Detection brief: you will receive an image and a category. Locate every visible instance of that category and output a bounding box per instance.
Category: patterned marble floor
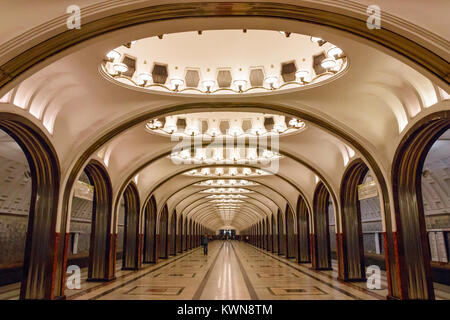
[243,244,450,300]
[1,241,449,300]
[67,241,383,300]
[233,242,378,300]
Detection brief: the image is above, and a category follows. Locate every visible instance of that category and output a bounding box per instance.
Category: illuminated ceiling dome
[193,179,258,187]
[101,30,347,96]
[146,112,306,138]
[184,167,272,178]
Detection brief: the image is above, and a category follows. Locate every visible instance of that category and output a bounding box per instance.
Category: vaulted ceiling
[0,0,448,232]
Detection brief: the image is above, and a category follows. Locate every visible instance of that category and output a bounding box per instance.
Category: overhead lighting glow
[206,194,248,199]
[183,167,272,178]
[321,58,337,70]
[327,47,343,58]
[102,31,346,95]
[210,199,244,203]
[146,112,306,138]
[264,75,278,88]
[113,62,128,73]
[194,179,258,187]
[295,70,309,82]
[310,36,326,46]
[200,188,253,194]
[202,80,216,92]
[106,50,120,61]
[169,147,282,164]
[138,72,152,86]
[171,78,184,90]
[233,79,247,92]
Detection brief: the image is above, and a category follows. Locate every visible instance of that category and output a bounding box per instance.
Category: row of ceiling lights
[210,199,244,203]
[206,194,248,199]
[194,179,257,187]
[103,36,345,94]
[170,147,282,164]
[200,188,253,193]
[184,167,271,177]
[146,116,305,137]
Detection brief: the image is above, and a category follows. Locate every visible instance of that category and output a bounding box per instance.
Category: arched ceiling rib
[138,161,316,212]
[188,206,269,231]
[184,198,271,222]
[157,176,293,216]
[104,115,351,193]
[155,175,284,230]
[160,181,284,228]
[163,179,286,227]
[6,17,438,190]
[177,193,276,218]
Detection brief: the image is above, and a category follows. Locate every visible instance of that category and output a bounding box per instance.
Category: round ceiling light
[101,30,347,96]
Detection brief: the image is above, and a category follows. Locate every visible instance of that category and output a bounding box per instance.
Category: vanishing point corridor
[57,242,450,300]
[2,240,434,301]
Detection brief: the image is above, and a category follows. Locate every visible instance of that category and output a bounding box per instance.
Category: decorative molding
[391,110,450,299]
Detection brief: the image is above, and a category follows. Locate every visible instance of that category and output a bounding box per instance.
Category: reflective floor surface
[1,241,449,300]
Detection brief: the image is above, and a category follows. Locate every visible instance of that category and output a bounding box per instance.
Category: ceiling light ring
[104,69,347,94]
[120,69,346,92]
[101,52,348,95]
[146,113,307,138]
[169,149,282,164]
[184,166,273,178]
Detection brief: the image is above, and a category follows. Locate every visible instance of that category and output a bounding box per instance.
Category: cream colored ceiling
[0,0,448,233]
[103,29,346,95]
[0,1,448,57]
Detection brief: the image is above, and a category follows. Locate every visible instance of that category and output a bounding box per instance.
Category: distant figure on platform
[201,233,209,255]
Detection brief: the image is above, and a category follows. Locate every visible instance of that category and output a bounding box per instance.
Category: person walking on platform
[201,233,209,255]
